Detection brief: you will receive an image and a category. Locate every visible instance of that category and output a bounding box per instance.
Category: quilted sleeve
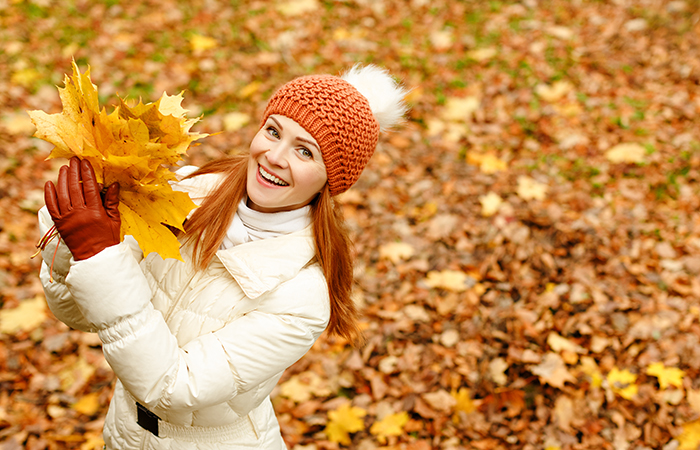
[66,246,329,416]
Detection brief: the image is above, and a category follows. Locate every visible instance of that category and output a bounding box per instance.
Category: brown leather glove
[44,157,121,261]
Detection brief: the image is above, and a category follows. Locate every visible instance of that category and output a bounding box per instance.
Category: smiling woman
[246,114,328,213]
[38,64,408,449]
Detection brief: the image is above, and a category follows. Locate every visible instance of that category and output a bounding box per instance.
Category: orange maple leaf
[27,61,206,260]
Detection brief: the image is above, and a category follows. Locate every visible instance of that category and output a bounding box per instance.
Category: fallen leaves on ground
[2,0,700,448]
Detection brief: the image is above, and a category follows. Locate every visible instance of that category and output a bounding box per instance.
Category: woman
[38,65,407,449]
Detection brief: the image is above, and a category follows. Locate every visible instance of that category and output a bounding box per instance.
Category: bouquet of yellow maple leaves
[29,61,206,261]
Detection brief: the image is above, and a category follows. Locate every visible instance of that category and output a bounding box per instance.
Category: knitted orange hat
[262,74,380,196]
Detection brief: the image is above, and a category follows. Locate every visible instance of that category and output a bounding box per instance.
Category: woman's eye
[267,127,279,138]
[299,148,312,158]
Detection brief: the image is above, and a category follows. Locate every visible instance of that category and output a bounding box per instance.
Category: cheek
[249,132,266,156]
[305,168,327,194]
[246,156,258,183]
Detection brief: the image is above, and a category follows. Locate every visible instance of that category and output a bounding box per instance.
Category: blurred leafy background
[2,0,700,449]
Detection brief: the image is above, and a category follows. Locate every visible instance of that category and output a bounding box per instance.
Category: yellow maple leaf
[239,81,262,99]
[579,356,603,389]
[441,96,479,122]
[451,388,476,421]
[0,296,47,334]
[379,242,415,264]
[72,392,101,416]
[59,355,96,391]
[325,403,367,445]
[370,411,409,444]
[223,112,251,132]
[11,67,41,88]
[279,371,331,403]
[466,152,507,174]
[607,367,638,400]
[678,420,700,450]
[79,432,105,450]
[646,362,685,390]
[27,61,205,261]
[189,34,217,52]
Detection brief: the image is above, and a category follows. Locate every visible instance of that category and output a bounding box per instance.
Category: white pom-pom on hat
[340,64,409,132]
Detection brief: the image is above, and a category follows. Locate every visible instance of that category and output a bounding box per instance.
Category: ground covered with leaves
[2,0,700,449]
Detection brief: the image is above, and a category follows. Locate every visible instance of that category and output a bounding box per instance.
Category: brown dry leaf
[553,395,574,432]
[276,0,319,16]
[479,192,503,217]
[529,353,575,389]
[535,81,573,102]
[466,48,498,61]
[687,389,700,413]
[430,29,454,51]
[441,96,479,122]
[488,357,509,386]
[421,390,457,412]
[424,270,469,292]
[516,176,548,201]
[547,332,586,354]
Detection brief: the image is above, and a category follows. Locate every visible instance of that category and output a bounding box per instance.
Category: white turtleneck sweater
[219,199,312,249]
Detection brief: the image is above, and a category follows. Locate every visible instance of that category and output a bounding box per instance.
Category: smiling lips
[259,165,289,187]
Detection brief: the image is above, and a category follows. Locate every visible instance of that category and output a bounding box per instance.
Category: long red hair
[182,154,362,345]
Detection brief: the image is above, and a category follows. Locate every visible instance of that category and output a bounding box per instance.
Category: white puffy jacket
[38,172,330,449]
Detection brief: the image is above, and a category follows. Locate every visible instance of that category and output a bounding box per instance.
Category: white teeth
[259,166,288,186]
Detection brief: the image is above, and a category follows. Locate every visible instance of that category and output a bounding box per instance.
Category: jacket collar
[214,226,317,299]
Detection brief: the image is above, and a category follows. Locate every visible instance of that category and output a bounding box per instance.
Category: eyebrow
[270,116,283,130]
[298,137,320,151]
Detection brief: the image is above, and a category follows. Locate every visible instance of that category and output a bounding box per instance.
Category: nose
[265,143,289,168]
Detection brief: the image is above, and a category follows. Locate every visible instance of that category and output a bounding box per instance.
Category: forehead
[268,115,318,143]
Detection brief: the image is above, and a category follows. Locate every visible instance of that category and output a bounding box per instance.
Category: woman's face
[246,115,327,213]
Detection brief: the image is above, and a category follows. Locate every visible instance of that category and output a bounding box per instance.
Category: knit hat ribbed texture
[262,74,379,196]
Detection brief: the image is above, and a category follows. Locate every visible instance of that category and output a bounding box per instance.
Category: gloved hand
[44,156,121,261]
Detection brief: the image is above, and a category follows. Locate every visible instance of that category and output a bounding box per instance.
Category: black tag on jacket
[136,402,160,437]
